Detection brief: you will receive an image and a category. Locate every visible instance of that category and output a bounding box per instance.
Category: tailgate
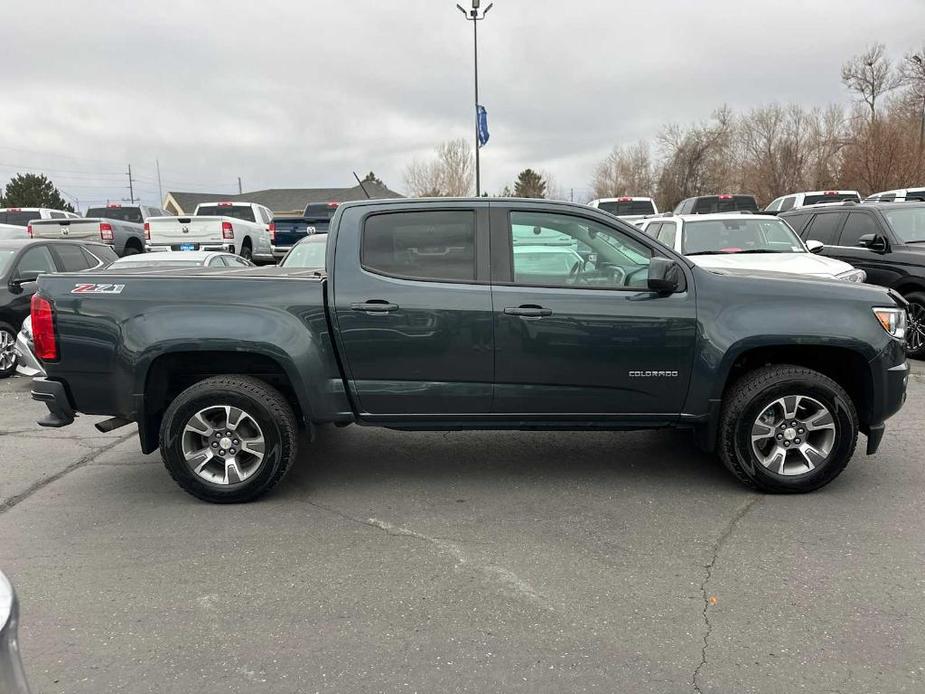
[274,220,312,247]
[30,219,102,240]
[148,216,224,245]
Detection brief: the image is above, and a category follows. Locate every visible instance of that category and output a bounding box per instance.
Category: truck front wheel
[718,365,858,493]
[159,376,298,503]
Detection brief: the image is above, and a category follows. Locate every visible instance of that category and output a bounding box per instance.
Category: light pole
[457,0,493,196]
[913,55,925,155]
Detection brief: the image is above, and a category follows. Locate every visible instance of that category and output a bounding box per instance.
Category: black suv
[672,194,759,215]
[780,202,925,357]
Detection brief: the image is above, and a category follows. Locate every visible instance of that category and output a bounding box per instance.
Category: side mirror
[805,240,824,254]
[647,257,683,294]
[857,234,888,253]
[8,271,41,293]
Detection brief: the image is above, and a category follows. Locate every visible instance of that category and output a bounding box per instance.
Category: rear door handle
[504,305,552,317]
[351,300,399,313]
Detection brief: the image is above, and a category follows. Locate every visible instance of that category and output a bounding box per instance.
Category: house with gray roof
[163,182,403,215]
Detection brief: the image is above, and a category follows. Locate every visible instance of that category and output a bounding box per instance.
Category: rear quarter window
[781,212,811,235]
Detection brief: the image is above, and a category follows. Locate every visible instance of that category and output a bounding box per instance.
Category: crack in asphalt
[0,430,136,514]
[303,500,548,608]
[692,494,762,693]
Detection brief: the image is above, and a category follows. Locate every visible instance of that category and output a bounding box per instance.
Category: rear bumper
[146,243,235,253]
[864,339,908,454]
[31,377,76,427]
[271,245,292,258]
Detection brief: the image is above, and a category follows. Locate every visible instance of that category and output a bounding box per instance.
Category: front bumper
[13,331,44,378]
[31,377,75,427]
[864,339,908,454]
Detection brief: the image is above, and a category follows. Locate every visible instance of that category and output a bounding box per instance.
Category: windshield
[513,248,581,274]
[803,192,859,205]
[196,205,256,222]
[282,235,328,268]
[683,218,804,254]
[110,258,206,268]
[86,207,144,224]
[597,200,656,216]
[0,211,35,226]
[882,207,925,243]
[0,250,14,275]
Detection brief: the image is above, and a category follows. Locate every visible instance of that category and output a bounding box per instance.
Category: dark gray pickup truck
[29,198,908,502]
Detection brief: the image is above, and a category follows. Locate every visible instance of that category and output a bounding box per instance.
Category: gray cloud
[2,0,923,207]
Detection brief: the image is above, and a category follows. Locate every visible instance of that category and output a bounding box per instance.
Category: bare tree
[900,47,925,152]
[841,43,902,123]
[591,142,654,198]
[404,138,474,197]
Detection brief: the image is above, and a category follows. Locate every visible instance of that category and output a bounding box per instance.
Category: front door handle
[351,300,399,313]
[504,305,552,317]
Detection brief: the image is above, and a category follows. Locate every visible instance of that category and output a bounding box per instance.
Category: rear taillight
[99,222,113,242]
[718,194,733,200]
[222,221,234,239]
[143,222,150,240]
[31,295,58,361]
[27,223,33,238]
[268,221,276,241]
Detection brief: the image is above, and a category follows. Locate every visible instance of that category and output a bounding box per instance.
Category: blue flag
[477,105,489,147]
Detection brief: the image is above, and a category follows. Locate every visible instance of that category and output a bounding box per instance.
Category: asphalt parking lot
[1,366,924,694]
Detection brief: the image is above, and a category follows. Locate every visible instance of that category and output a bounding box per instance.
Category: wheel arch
[138,349,311,454]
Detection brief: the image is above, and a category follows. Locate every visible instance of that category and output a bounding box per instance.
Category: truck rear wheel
[718,365,858,493]
[159,376,298,503]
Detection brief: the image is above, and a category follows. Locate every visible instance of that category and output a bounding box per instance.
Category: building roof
[164,183,403,215]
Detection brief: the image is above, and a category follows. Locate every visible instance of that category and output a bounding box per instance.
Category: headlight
[873,307,906,340]
[837,269,867,283]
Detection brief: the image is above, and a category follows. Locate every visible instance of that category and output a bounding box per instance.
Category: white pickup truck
[28,204,167,256]
[145,201,275,263]
[0,207,81,239]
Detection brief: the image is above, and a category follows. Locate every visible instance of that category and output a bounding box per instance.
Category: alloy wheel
[181,405,266,485]
[907,302,925,354]
[0,330,16,372]
[750,395,836,476]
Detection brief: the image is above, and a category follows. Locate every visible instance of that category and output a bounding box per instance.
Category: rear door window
[838,213,881,247]
[362,210,476,282]
[779,196,796,212]
[51,243,93,271]
[644,222,662,238]
[802,212,847,245]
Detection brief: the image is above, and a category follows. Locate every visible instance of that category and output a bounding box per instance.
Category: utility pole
[913,55,925,155]
[155,159,164,207]
[126,164,135,204]
[457,0,493,197]
[237,177,243,195]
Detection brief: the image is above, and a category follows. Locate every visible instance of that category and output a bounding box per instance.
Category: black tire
[718,364,858,493]
[240,241,253,261]
[0,322,17,379]
[159,375,298,503]
[122,244,141,257]
[903,291,925,359]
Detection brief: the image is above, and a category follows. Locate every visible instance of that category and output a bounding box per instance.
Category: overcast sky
[2,0,923,209]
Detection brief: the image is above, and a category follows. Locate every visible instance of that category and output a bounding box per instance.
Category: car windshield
[882,207,925,243]
[0,211,35,226]
[196,205,256,222]
[513,248,580,274]
[0,250,15,274]
[86,207,144,224]
[110,258,206,268]
[282,235,328,268]
[683,218,804,254]
[597,200,656,216]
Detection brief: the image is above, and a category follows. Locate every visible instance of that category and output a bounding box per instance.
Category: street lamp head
[472,0,480,8]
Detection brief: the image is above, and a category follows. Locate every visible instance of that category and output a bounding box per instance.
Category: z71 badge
[71,283,125,295]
